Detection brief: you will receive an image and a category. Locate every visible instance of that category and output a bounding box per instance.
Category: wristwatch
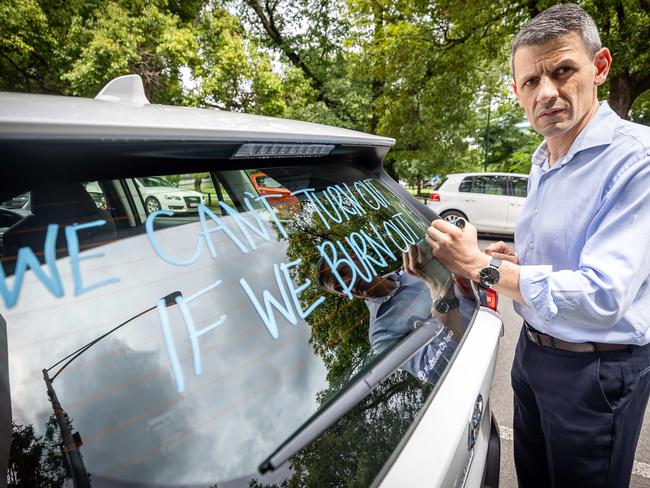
[479,256,502,289]
[434,296,460,313]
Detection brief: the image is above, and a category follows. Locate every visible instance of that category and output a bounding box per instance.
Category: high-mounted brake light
[232,143,335,159]
[485,288,499,311]
[430,192,441,201]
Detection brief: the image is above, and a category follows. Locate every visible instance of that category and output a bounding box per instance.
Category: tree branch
[359,378,411,413]
[244,0,323,93]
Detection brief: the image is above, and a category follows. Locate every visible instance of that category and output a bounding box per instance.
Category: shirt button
[534,208,538,215]
[529,242,534,249]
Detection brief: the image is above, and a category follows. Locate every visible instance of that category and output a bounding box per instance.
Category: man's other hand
[484,241,519,264]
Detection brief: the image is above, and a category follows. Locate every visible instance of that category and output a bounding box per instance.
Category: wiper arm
[258,318,443,473]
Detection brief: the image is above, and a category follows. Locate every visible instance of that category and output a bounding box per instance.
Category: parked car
[0,75,502,487]
[428,172,528,235]
[135,175,205,214]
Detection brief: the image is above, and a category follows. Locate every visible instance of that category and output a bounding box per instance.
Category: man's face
[512,32,609,139]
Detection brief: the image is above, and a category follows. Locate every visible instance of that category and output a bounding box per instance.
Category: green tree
[584,0,650,118]
[0,1,306,115]
[6,417,69,487]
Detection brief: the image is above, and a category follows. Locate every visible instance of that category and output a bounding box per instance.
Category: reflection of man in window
[316,245,468,384]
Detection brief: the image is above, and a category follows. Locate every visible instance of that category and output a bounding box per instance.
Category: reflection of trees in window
[247,372,430,488]
[283,200,402,385]
[288,373,428,486]
[282,182,424,385]
[255,179,438,486]
[7,417,70,487]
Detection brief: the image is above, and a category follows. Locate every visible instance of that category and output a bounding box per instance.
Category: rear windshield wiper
[258,318,444,473]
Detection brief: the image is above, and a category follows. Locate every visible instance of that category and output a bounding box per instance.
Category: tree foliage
[6,417,69,487]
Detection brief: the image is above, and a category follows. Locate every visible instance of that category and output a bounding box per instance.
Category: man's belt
[524,321,631,353]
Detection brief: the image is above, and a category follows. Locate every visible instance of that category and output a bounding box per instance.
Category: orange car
[249,171,299,207]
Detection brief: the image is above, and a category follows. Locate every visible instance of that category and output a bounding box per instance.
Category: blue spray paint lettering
[240,265,297,340]
[0,224,64,308]
[197,204,250,258]
[157,280,227,394]
[345,231,384,275]
[291,189,331,230]
[218,199,270,250]
[341,183,366,215]
[354,180,383,210]
[65,220,120,295]
[392,213,422,242]
[325,186,359,221]
[278,258,325,319]
[146,210,203,266]
[251,193,289,239]
[316,190,344,224]
[362,179,390,207]
[335,239,374,283]
[362,222,398,263]
[317,240,359,299]
[157,298,186,394]
[176,280,227,377]
[383,219,414,252]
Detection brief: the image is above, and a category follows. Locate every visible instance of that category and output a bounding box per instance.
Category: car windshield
[0,159,477,486]
[137,176,177,188]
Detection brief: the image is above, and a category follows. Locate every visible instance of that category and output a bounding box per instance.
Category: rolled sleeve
[518,265,557,321]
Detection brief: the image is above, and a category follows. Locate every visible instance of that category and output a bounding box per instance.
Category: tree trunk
[608,75,635,119]
[608,73,650,120]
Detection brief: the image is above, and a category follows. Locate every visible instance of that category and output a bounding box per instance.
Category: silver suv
[0,75,501,487]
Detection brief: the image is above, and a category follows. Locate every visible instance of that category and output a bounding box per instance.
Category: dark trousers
[511,325,650,488]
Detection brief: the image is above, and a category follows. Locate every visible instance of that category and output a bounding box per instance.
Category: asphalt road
[477,238,650,488]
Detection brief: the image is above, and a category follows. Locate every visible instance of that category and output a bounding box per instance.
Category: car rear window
[0,159,478,486]
[432,176,447,191]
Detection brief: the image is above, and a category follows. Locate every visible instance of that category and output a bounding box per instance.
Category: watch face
[479,266,500,288]
[434,298,450,314]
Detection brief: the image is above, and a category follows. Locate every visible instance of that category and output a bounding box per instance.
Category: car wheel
[145,196,162,213]
[440,210,467,227]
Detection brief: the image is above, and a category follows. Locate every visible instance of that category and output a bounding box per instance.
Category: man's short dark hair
[511,3,602,76]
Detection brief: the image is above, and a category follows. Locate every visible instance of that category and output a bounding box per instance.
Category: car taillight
[430,192,440,201]
[485,288,498,311]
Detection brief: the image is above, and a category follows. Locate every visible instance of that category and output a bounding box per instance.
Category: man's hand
[484,241,519,264]
[425,219,490,281]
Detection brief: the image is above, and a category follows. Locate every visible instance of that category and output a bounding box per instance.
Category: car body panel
[378,309,501,487]
[0,92,395,146]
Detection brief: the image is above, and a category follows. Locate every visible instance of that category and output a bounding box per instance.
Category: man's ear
[512,81,523,107]
[594,47,612,87]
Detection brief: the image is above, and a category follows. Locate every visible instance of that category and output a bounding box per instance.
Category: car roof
[0,86,395,147]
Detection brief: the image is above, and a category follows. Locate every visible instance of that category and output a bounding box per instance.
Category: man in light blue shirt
[425,4,650,487]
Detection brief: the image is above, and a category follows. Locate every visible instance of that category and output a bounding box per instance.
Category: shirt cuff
[518,265,558,322]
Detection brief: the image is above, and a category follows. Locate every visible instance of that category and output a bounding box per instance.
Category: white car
[135,176,204,214]
[429,172,528,235]
[0,75,502,488]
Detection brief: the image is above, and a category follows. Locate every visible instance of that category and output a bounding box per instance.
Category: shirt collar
[531,101,619,168]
